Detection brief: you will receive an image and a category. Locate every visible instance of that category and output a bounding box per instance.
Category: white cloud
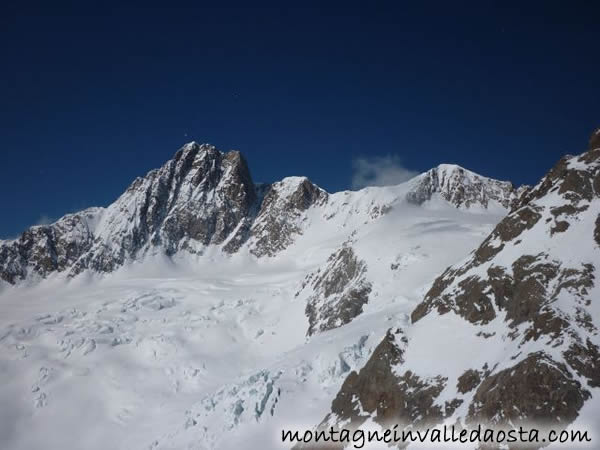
[34,215,54,226]
[0,215,56,240]
[351,155,418,189]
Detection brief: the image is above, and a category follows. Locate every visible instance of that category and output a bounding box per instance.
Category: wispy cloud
[33,214,55,226]
[0,214,56,240]
[351,155,418,189]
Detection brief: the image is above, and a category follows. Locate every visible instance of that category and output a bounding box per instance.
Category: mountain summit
[406,163,526,209]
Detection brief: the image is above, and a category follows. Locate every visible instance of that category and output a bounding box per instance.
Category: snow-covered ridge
[0,143,518,286]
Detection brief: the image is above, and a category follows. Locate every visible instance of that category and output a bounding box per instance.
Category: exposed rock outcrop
[303,245,372,335]
[248,177,327,257]
[467,353,588,427]
[0,208,100,283]
[406,164,524,209]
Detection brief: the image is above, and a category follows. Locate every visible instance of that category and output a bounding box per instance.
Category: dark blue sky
[1,1,599,238]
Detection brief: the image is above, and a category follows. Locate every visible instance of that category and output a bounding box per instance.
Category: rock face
[467,353,588,427]
[247,177,327,257]
[94,144,258,259]
[306,128,600,446]
[0,144,515,286]
[406,164,525,209]
[0,208,101,284]
[325,329,448,428]
[301,245,372,335]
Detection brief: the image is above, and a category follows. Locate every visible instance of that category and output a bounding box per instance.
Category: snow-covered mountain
[0,130,597,450]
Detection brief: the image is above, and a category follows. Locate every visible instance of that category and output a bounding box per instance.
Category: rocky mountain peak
[246,176,328,257]
[266,176,325,211]
[169,142,253,191]
[514,133,600,213]
[406,163,521,209]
